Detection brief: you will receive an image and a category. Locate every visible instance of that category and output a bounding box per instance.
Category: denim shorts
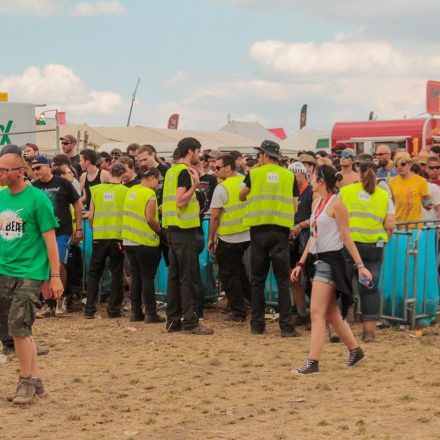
[313,260,336,286]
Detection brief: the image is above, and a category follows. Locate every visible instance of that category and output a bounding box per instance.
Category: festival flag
[300,104,307,129]
[168,113,179,129]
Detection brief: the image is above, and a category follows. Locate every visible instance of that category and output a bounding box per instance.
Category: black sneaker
[296,359,320,375]
[280,328,301,338]
[347,347,364,367]
[84,313,95,320]
[129,313,145,322]
[165,322,182,333]
[183,325,214,335]
[250,327,265,335]
[2,344,14,356]
[292,314,310,327]
[144,314,166,324]
[224,313,246,323]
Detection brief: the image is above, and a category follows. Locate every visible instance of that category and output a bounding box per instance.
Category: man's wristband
[50,274,61,278]
[355,262,365,269]
[295,262,304,270]
[75,229,83,232]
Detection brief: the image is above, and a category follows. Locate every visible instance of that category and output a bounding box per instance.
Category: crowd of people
[0,134,439,403]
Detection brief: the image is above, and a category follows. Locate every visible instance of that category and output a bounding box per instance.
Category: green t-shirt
[0,185,59,280]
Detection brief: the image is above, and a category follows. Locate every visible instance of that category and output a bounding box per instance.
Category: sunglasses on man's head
[428,165,440,170]
[340,153,352,158]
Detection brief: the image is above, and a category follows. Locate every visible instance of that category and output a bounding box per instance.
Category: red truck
[331,118,440,157]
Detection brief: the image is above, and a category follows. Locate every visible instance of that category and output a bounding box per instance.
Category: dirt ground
[1,303,439,440]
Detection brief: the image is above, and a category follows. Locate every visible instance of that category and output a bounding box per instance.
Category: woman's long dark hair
[315,164,337,193]
[359,162,377,195]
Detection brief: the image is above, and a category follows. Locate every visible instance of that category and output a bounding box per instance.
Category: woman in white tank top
[291,165,372,375]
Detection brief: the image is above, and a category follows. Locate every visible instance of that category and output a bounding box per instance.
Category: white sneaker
[55,297,67,316]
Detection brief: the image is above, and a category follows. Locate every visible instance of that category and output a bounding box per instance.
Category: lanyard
[312,193,334,238]
[299,182,309,196]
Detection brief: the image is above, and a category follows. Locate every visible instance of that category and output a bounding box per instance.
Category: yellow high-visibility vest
[243,163,295,229]
[162,164,200,229]
[218,175,249,236]
[340,182,388,243]
[91,183,128,240]
[122,184,159,247]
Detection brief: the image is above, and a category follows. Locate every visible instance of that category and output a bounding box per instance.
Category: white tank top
[309,194,343,254]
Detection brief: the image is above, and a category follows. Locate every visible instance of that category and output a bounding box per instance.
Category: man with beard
[375,144,398,182]
[162,138,213,335]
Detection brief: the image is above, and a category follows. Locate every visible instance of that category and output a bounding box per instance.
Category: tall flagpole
[127,78,140,127]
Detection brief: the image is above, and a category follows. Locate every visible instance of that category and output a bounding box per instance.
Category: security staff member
[208,154,251,322]
[122,168,164,323]
[239,140,299,337]
[162,137,213,335]
[85,163,128,319]
[340,160,395,342]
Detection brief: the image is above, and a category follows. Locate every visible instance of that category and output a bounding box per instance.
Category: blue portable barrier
[380,228,439,326]
[79,218,114,293]
[154,217,217,303]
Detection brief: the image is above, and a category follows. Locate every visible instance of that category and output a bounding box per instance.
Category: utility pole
[127,78,140,127]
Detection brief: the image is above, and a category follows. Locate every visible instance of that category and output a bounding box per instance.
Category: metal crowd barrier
[379,220,440,328]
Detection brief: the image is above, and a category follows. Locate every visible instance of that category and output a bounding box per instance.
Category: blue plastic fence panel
[79,219,114,293]
[380,229,439,325]
[154,218,217,302]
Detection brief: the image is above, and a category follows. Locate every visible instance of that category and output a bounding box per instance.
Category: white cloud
[0,64,125,121]
[0,0,65,16]
[73,0,126,16]
[249,39,440,77]
[0,0,126,16]
[218,0,440,20]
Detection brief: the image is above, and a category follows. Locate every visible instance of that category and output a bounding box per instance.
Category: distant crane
[127,78,140,127]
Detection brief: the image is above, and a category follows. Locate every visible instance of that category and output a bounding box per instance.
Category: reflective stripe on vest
[218,175,249,236]
[122,184,159,246]
[243,163,295,228]
[161,164,200,229]
[91,183,128,240]
[339,182,388,243]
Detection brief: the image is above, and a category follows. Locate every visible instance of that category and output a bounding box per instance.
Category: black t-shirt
[124,178,140,188]
[243,172,299,197]
[157,162,170,178]
[70,155,82,178]
[295,183,313,224]
[177,169,192,189]
[33,175,80,236]
[199,173,217,207]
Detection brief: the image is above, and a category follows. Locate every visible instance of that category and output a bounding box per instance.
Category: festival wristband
[355,262,365,269]
[295,262,304,269]
[50,274,61,278]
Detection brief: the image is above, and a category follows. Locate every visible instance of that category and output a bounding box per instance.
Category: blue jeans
[343,242,384,321]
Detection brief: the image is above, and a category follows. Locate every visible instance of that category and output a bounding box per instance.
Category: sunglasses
[375,152,387,157]
[340,153,352,158]
[61,142,70,145]
[32,165,44,171]
[215,165,224,171]
[428,165,440,170]
[396,162,408,168]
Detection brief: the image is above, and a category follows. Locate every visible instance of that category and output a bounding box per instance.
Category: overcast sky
[0,0,439,134]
